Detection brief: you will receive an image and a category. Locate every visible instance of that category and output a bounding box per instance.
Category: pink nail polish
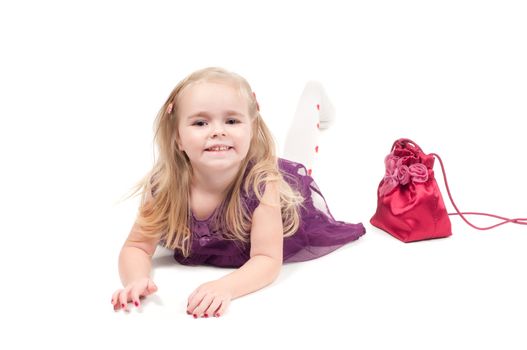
[134,301,139,307]
[193,314,198,319]
[122,304,126,308]
[215,313,220,318]
[204,314,209,318]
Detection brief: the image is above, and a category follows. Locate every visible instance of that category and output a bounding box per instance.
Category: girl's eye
[192,119,239,126]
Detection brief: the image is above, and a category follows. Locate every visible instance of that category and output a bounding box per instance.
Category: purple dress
[170,158,365,268]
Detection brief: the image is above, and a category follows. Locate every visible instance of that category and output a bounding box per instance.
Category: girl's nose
[212,131,226,138]
[211,125,226,137]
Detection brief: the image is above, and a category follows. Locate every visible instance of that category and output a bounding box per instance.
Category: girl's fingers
[119,286,132,311]
[111,289,121,307]
[113,280,230,316]
[112,279,157,311]
[112,290,126,310]
[214,299,230,318]
[204,297,222,318]
[146,279,158,296]
[187,289,198,305]
[193,295,214,318]
[187,291,205,315]
[130,287,141,308]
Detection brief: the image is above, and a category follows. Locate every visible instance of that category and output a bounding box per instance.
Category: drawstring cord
[431,152,527,230]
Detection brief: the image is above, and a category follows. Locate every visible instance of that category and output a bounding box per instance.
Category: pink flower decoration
[397,165,410,185]
[378,153,430,196]
[408,163,428,183]
[379,176,398,197]
[384,154,397,176]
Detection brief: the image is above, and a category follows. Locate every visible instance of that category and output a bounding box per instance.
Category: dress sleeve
[242,187,261,214]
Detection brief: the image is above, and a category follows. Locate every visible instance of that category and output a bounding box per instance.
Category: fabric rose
[384,154,397,176]
[397,165,410,185]
[408,163,428,183]
[378,153,430,196]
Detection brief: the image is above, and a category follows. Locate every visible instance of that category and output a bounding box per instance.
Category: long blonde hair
[125,67,304,257]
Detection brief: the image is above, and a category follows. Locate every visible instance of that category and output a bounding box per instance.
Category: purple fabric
[170,158,366,268]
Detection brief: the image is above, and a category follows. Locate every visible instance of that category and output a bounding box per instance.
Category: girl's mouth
[205,146,233,152]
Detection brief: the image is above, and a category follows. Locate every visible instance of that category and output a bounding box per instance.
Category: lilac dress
[169,158,365,268]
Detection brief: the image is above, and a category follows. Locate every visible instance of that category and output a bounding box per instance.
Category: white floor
[6,129,525,350]
[2,2,527,349]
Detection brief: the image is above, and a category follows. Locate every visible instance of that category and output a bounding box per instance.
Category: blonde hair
[125,67,304,257]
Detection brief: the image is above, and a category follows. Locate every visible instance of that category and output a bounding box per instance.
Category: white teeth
[207,146,230,151]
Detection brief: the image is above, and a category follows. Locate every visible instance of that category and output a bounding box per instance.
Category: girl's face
[176,81,253,172]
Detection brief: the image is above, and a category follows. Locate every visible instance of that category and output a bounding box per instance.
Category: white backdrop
[1,1,526,349]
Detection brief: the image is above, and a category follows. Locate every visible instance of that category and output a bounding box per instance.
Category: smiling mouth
[205,146,233,152]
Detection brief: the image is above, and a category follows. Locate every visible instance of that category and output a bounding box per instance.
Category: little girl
[111,67,366,318]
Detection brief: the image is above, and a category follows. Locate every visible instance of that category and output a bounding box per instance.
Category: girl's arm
[118,222,158,285]
[112,221,160,310]
[218,181,284,298]
[118,190,159,286]
[186,182,283,317]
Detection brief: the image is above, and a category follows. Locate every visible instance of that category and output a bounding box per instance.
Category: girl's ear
[166,103,174,114]
[172,133,184,152]
[176,138,184,151]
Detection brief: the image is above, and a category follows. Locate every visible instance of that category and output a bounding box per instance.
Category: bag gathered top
[370,138,527,242]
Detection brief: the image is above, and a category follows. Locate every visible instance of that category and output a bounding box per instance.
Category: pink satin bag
[371,138,526,242]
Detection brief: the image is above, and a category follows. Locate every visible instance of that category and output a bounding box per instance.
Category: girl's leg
[282,81,335,176]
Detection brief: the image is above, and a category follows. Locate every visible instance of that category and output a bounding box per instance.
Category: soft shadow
[121,294,163,314]
[277,262,301,282]
[152,254,176,268]
[140,294,163,307]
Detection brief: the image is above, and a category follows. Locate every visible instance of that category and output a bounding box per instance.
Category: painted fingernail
[193,314,198,319]
[134,301,139,307]
[215,313,220,317]
[316,104,320,110]
[204,314,209,318]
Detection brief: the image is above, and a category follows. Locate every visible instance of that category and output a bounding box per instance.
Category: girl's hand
[111,277,158,311]
[187,279,232,318]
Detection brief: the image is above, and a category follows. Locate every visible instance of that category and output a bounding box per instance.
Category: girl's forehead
[178,80,249,110]
[181,80,243,97]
